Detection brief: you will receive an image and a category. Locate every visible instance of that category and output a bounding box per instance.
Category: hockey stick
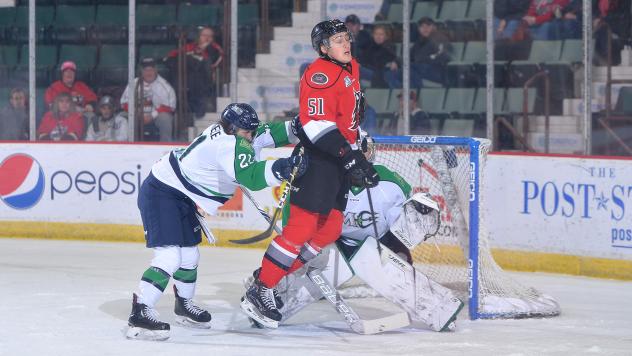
[306,266,410,335]
[195,210,216,244]
[365,186,388,265]
[239,186,283,235]
[229,147,305,244]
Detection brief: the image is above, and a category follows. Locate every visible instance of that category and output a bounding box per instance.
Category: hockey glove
[341,147,379,188]
[272,153,308,181]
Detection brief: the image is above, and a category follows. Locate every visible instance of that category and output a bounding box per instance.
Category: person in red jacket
[522,0,571,40]
[44,61,97,115]
[166,27,224,118]
[38,92,84,141]
[241,19,379,329]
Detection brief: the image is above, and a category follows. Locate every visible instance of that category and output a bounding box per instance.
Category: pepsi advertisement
[0,143,173,224]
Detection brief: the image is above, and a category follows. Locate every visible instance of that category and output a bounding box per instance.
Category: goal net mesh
[365,137,560,319]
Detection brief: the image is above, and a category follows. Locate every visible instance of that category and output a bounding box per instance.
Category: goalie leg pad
[278,247,355,322]
[350,237,464,332]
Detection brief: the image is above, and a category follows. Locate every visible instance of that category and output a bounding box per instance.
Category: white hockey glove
[390,192,441,249]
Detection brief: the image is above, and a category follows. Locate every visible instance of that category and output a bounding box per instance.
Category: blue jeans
[362,105,378,136]
[529,19,581,40]
[493,18,522,40]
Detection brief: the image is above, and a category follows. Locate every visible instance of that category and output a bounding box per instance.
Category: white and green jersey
[340,165,411,246]
[152,121,297,215]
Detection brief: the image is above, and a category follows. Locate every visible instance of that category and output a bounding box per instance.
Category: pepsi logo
[0,153,45,210]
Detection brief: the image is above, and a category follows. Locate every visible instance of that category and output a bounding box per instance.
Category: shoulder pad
[303,58,343,89]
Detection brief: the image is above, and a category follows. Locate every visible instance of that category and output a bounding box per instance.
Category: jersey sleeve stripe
[302,120,337,143]
[169,152,229,204]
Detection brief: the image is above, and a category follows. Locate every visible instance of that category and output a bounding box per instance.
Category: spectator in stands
[120,58,176,142]
[358,24,397,88]
[385,17,452,89]
[522,0,571,40]
[38,92,84,141]
[166,26,224,118]
[85,95,129,142]
[0,88,28,140]
[345,14,371,60]
[44,61,97,118]
[388,90,430,135]
[494,0,531,40]
[592,0,631,65]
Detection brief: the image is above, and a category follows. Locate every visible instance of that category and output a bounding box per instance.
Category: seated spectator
[358,24,398,88]
[166,26,224,118]
[494,0,531,40]
[44,61,97,118]
[385,18,452,89]
[120,57,176,142]
[345,14,371,60]
[522,0,572,40]
[0,88,28,140]
[85,95,129,142]
[38,92,84,141]
[388,90,430,135]
[593,0,630,65]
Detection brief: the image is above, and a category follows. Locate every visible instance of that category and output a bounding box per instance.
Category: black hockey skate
[126,293,170,341]
[246,268,284,309]
[173,285,212,329]
[240,278,282,329]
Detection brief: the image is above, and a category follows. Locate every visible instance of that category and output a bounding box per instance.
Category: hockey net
[356,136,560,319]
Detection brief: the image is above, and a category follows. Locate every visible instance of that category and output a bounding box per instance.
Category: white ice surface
[0,238,631,356]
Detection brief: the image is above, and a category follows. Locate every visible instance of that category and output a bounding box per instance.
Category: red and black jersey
[299,57,362,153]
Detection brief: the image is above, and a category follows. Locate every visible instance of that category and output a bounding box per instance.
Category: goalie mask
[390,192,441,249]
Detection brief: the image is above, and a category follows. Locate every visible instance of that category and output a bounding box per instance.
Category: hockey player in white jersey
[127,103,307,341]
[246,134,464,332]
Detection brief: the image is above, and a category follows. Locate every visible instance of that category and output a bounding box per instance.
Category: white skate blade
[240,297,279,329]
[174,315,212,329]
[125,326,169,341]
[248,317,264,329]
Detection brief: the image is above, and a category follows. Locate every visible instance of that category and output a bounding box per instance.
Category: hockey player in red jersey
[241,19,379,328]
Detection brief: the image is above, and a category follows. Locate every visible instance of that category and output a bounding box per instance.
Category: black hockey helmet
[311,19,352,57]
[220,103,260,134]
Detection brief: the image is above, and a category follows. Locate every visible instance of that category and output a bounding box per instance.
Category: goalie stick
[230,147,304,244]
[306,266,410,335]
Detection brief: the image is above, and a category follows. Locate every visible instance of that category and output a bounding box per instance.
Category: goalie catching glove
[272,153,308,181]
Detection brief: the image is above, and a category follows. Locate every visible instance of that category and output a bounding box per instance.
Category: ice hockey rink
[1,238,631,356]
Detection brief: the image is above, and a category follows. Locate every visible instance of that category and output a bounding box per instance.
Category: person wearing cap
[85,95,129,142]
[385,90,430,135]
[166,26,224,118]
[44,61,97,113]
[120,57,177,142]
[0,88,29,140]
[344,14,371,60]
[38,92,84,141]
[384,17,453,89]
